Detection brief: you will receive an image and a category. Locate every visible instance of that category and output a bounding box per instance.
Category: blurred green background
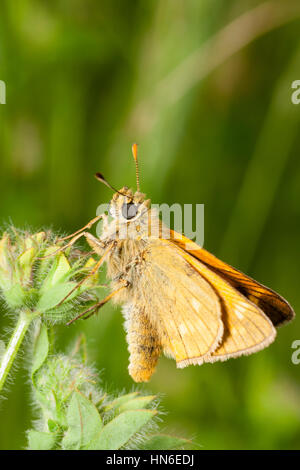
[0,0,300,450]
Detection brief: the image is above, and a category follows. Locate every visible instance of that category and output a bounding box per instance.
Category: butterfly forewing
[169,230,295,327]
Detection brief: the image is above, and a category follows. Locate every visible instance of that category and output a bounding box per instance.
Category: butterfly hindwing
[142,242,224,366]
[178,249,277,362]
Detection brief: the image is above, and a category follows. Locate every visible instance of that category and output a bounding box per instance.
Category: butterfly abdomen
[122,303,162,382]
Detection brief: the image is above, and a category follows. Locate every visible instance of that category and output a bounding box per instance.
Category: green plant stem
[0,310,35,392]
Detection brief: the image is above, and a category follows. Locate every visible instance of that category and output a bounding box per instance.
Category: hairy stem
[0,310,35,392]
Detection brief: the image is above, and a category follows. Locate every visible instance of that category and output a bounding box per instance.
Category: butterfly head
[109,187,151,222]
[95,144,151,224]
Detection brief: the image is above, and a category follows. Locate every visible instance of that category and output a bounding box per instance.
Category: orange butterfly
[60,144,295,382]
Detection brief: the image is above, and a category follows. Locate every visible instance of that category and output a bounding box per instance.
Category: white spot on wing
[235,304,247,320]
[192,298,201,311]
[179,323,188,336]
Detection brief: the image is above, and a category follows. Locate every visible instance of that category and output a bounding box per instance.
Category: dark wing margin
[169,230,295,327]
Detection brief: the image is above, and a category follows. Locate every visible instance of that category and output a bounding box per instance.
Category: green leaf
[4,283,27,308]
[118,395,156,412]
[36,246,60,281]
[90,409,156,450]
[142,434,193,450]
[50,254,71,285]
[27,430,57,450]
[48,419,61,433]
[62,391,103,450]
[104,392,139,412]
[39,252,71,291]
[36,282,78,311]
[32,324,49,379]
[18,247,36,283]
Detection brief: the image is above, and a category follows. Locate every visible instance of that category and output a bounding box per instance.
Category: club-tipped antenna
[95,172,131,199]
[132,143,140,192]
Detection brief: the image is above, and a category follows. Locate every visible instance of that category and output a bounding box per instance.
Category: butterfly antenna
[132,143,140,192]
[95,173,131,199]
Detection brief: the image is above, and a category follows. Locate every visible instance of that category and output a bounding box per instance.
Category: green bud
[0,228,102,323]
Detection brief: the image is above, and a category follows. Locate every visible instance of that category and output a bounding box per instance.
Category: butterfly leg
[57,214,105,241]
[66,281,129,325]
[56,239,114,306]
[124,305,162,383]
[39,228,106,260]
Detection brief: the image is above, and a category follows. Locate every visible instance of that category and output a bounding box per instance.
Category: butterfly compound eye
[122,202,138,220]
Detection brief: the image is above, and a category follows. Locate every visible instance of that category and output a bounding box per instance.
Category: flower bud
[0,229,102,323]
